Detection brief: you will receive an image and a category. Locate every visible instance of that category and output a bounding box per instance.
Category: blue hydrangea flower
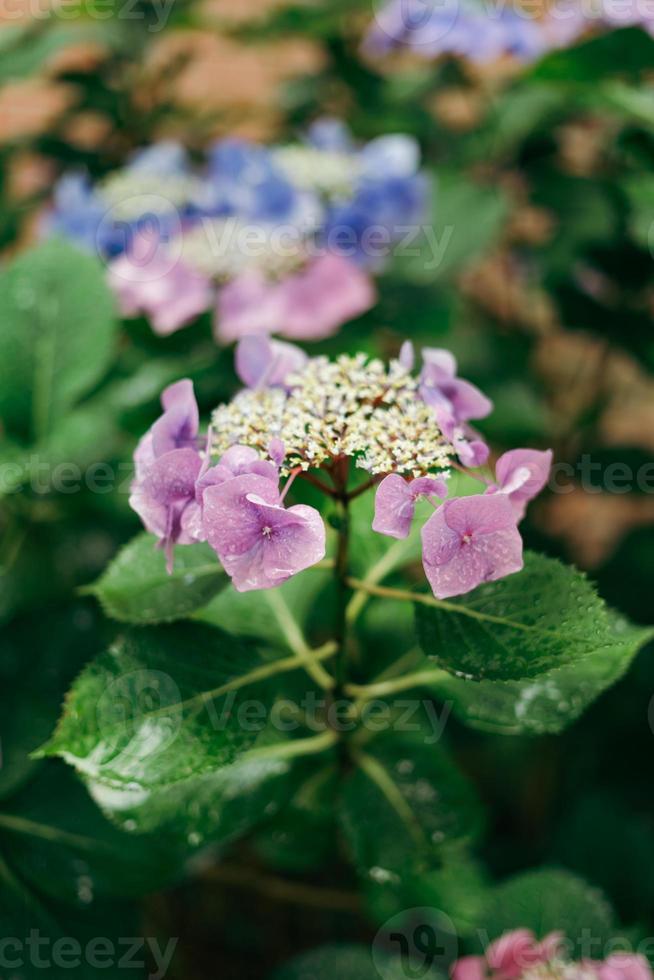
[363,0,548,63]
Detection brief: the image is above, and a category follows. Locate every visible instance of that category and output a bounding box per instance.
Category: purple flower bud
[490,448,553,520]
[421,494,523,599]
[373,473,447,540]
[130,380,204,569]
[235,336,307,390]
[202,474,325,592]
[420,347,492,426]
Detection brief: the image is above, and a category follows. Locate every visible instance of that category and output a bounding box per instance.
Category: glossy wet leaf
[434,614,654,734]
[340,730,482,879]
[42,623,274,788]
[89,534,227,624]
[0,239,117,441]
[415,552,618,681]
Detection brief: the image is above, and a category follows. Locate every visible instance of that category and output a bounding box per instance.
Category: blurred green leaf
[340,730,482,878]
[395,171,508,283]
[272,943,433,980]
[531,27,654,82]
[482,869,616,957]
[0,239,117,442]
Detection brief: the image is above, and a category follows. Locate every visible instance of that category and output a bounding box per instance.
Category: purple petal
[421,495,523,599]
[202,474,325,591]
[422,347,457,378]
[495,448,553,520]
[151,379,200,457]
[235,335,307,390]
[399,340,415,371]
[373,473,447,539]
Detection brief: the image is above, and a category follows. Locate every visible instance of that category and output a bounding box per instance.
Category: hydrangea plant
[45,121,428,343]
[41,337,653,955]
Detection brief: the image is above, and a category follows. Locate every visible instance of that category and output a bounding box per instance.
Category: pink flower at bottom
[202,473,325,592]
[421,494,523,599]
[451,930,564,980]
[215,254,376,344]
[597,955,653,980]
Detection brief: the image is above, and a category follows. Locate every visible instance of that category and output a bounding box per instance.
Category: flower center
[262,525,273,538]
[462,532,473,545]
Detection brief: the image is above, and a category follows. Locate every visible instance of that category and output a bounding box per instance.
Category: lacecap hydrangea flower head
[363,0,654,65]
[45,121,428,344]
[130,338,552,597]
[452,929,653,980]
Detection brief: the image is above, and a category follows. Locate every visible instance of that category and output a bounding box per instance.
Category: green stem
[345,668,450,702]
[346,578,537,632]
[265,590,336,690]
[351,748,425,850]
[245,729,338,762]
[345,536,417,627]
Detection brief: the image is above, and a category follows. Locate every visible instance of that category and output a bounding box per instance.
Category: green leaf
[340,730,482,879]
[621,174,654,248]
[0,766,179,905]
[41,623,275,787]
[531,27,654,83]
[415,552,619,682]
[434,614,654,734]
[253,762,339,873]
[89,534,227,625]
[272,943,432,980]
[41,623,333,843]
[0,605,103,800]
[196,565,333,651]
[0,238,117,441]
[394,171,508,283]
[483,869,616,958]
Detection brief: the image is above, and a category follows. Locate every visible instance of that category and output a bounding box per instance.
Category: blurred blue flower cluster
[46,121,429,271]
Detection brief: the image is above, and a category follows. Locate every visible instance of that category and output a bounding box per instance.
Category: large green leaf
[434,614,654,734]
[41,623,334,843]
[0,239,117,440]
[340,730,482,878]
[89,535,227,625]
[482,869,616,958]
[415,552,619,682]
[41,623,276,789]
